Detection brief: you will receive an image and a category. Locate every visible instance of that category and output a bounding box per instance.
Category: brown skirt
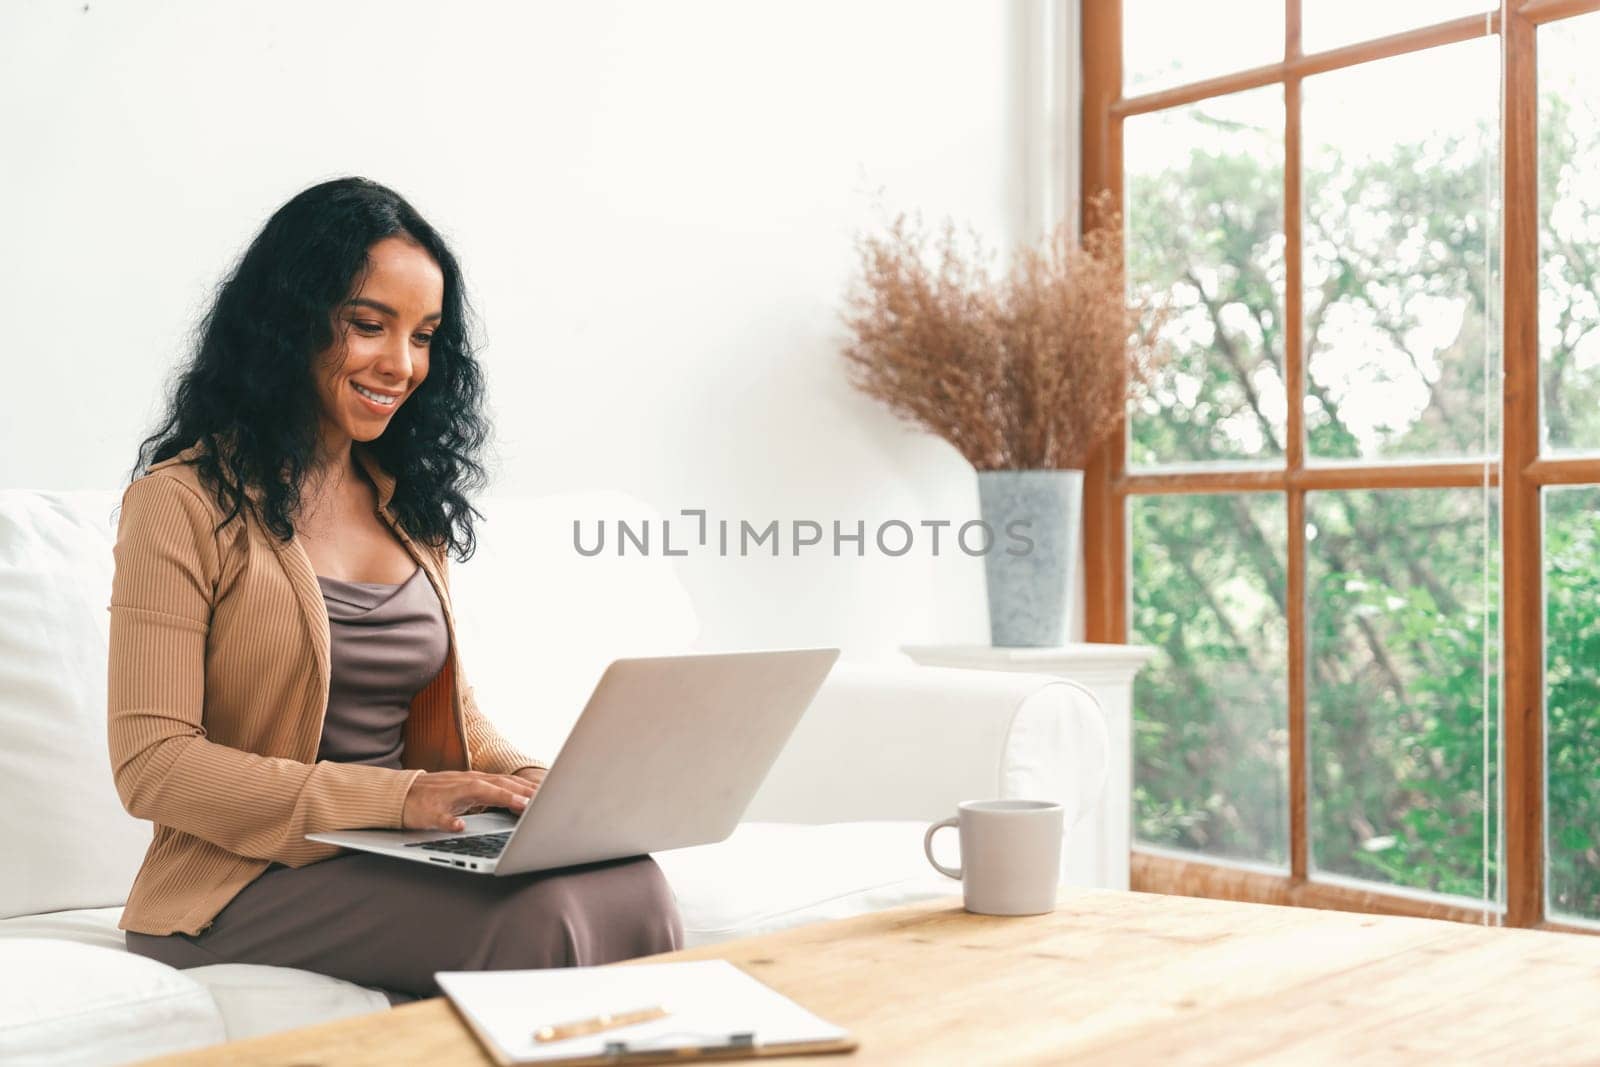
[124,851,685,1005]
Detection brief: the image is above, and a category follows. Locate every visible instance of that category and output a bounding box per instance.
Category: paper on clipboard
[436,959,852,1065]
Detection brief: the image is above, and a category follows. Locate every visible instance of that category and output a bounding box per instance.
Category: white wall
[0,0,1079,659]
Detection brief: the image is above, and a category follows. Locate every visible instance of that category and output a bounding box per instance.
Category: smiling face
[310,234,445,459]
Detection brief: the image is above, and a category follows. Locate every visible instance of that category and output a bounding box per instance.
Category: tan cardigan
[107,438,547,936]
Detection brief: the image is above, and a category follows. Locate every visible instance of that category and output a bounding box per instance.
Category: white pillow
[0,491,153,919]
[0,938,225,1065]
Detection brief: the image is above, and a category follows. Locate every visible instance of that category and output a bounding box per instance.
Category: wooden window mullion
[1285,0,1309,884]
[1521,0,1600,26]
[1501,2,1543,929]
[1081,0,1124,646]
[1114,12,1502,119]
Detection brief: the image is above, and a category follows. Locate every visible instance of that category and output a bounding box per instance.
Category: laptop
[306,647,841,875]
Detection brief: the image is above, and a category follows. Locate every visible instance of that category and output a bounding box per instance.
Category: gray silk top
[314,564,450,769]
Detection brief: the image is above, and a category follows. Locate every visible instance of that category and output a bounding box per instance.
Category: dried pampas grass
[840,193,1166,470]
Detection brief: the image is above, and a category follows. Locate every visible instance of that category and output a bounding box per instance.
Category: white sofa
[0,486,1111,1065]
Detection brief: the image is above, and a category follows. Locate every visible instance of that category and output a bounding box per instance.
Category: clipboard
[437,960,858,1066]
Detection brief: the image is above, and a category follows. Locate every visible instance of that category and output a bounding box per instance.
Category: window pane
[1307,489,1499,900]
[1539,14,1600,454]
[1127,86,1286,468]
[1131,493,1288,867]
[1124,0,1282,96]
[1303,1,1495,55]
[1545,487,1600,923]
[1302,39,1500,463]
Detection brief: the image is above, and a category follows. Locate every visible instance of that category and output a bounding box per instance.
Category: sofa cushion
[0,819,965,969]
[0,905,129,954]
[0,491,153,919]
[181,964,389,1041]
[652,821,959,947]
[0,907,390,1042]
[0,824,963,1051]
[0,938,225,1065]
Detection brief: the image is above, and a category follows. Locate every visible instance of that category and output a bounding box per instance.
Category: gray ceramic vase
[977,469,1084,648]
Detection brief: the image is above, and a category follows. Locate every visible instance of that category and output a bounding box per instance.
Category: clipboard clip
[601,1032,756,1061]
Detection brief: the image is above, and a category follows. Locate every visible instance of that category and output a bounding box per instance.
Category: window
[1084,0,1600,929]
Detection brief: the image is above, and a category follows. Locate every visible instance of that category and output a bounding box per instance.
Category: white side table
[899,643,1154,891]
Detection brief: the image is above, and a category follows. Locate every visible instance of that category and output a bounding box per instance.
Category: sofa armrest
[744,662,1109,827]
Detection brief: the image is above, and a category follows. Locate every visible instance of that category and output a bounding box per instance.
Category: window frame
[1082,0,1600,931]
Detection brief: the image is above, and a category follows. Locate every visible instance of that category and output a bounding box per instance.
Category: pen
[533,1004,670,1043]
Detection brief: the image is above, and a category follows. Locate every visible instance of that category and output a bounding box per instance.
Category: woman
[111,177,683,1005]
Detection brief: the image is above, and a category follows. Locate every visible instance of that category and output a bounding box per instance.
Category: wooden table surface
[142,888,1600,1065]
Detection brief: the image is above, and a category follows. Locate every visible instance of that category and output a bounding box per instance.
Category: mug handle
[923,817,962,880]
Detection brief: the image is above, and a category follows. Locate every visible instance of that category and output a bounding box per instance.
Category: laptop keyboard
[404,831,512,858]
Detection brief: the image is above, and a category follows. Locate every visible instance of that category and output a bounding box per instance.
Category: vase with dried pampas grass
[839,196,1166,646]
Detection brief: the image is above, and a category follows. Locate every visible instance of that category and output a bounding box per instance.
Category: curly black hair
[131,176,491,561]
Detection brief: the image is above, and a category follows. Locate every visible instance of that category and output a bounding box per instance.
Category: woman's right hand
[401,771,538,832]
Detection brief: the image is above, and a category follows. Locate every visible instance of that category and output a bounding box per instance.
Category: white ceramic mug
[923,799,1064,915]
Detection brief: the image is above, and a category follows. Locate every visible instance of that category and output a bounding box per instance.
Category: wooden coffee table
[142,888,1600,1065]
